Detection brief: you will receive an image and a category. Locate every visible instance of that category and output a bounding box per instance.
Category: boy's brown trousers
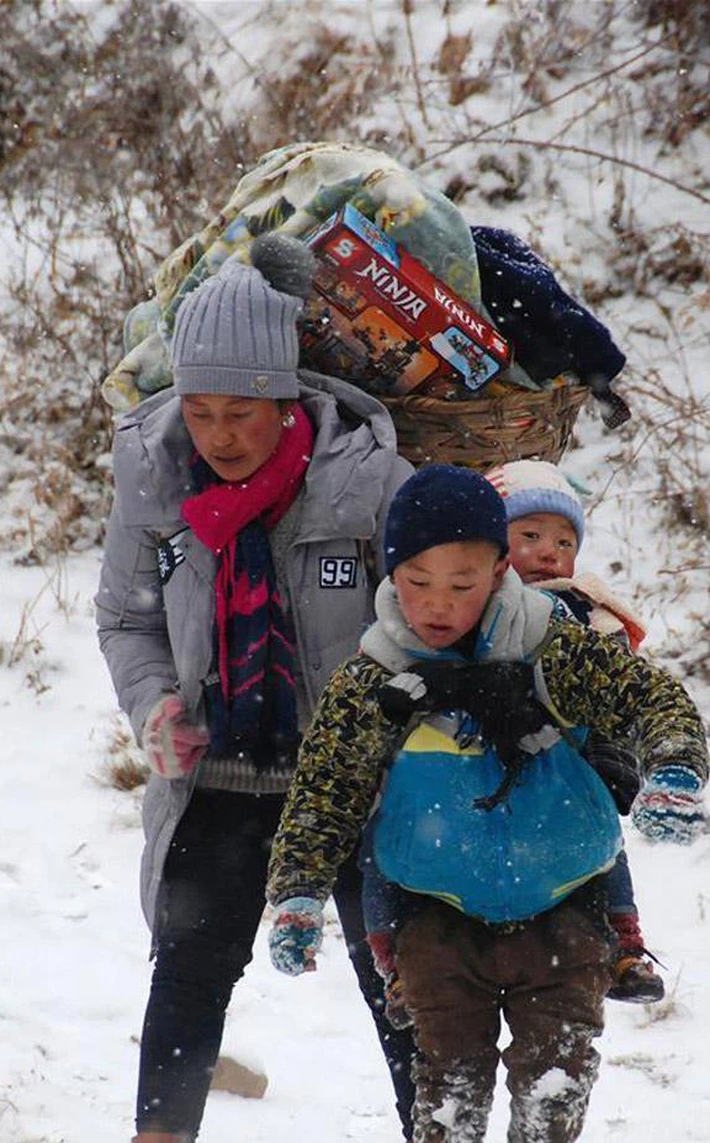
[396,884,612,1143]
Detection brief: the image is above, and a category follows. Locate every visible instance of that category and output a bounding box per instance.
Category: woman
[96,234,415,1142]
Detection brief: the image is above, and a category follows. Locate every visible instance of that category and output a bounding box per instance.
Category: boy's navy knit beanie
[385,464,509,575]
[171,232,315,400]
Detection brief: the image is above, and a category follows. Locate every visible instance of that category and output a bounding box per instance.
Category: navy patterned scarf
[181,405,313,769]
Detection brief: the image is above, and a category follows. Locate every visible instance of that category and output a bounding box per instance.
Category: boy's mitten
[142,695,210,779]
[269,897,324,975]
[632,765,706,843]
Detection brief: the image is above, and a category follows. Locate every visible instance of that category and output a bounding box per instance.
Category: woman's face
[181,394,286,482]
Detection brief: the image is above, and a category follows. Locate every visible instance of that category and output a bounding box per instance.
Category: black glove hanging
[378,660,553,810]
[416,660,546,731]
[377,671,430,724]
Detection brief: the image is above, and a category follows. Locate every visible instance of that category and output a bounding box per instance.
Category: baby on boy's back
[487,458,645,649]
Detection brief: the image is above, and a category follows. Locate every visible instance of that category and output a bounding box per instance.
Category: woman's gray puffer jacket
[96,368,412,930]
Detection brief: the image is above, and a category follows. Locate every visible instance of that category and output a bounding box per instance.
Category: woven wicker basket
[381,383,589,471]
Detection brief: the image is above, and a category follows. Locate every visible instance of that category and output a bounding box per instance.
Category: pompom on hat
[170,233,315,400]
[486,459,585,546]
[384,464,509,576]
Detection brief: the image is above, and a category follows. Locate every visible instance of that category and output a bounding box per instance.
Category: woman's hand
[142,695,210,778]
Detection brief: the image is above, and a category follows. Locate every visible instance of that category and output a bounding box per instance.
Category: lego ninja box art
[299,203,511,400]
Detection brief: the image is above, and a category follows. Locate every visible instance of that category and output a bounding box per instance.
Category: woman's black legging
[136,788,415,1139]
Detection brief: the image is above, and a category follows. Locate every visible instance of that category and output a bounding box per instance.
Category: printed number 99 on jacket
[320,557,358,588]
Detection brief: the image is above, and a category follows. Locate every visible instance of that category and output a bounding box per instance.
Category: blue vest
[371,718,621,923]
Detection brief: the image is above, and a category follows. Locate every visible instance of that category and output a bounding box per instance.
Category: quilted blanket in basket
[102,140,542,410]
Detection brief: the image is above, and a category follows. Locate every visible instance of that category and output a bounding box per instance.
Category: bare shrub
[95,719,149,791]
[0,0,247,560]
[249,26,397,153]
[476,152,532,204]
[591,222,709,302]
[1,598,51,694]
[638,0,710,47]
[435,31,491,107]
[627,0,710,145]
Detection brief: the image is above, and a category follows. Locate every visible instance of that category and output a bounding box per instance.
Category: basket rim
[379,384,588,412]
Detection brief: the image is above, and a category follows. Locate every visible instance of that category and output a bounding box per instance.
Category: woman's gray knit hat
[171,232,316,400]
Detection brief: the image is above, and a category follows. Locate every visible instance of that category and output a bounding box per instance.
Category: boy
[360,458,662,1023]
[266,464,707,1143]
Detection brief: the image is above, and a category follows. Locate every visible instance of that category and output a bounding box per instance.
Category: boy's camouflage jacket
[266,617,708,906]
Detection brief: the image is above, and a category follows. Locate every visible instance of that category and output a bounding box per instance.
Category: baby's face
[392,540,508,649]
[507,513,578,583]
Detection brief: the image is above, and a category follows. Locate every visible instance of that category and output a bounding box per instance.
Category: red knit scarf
[181,404,314,762]
[181,404,314,553]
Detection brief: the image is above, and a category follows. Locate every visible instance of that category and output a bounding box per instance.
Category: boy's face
[392,541,508,649]
[507,513,578,583]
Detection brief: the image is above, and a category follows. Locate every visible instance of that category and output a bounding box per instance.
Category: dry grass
[635,971,689,1027]
[93,720,149,791]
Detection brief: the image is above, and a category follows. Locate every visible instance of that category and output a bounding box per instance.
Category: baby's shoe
[607,949,665,1003]
[384,972,413,1029]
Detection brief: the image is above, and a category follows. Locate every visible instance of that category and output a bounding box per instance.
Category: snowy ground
[1,549,709,1143]
[2,2,708,1140]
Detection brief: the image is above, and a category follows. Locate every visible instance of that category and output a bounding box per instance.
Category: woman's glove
[632,765,707,843]
[142,695,210,779]
[269,897,324,976]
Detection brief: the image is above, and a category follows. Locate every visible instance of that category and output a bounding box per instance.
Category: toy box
[299,203,511,398]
